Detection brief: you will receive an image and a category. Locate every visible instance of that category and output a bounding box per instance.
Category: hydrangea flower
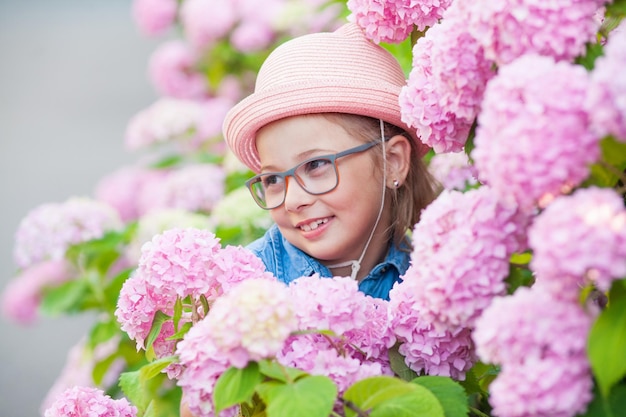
[471,54,598,211]
[13,197,122,269]
[148,40,208,99]
[488,355,593,417]
[180,0,237,52]
[131,0,177,37]
[181,278,294,369]
[94,166,167,222]
[275,276,396,392]
[116,228,273,354]
[389,279,476,380]
[1,260,73,324]
[400,4,495,152]
[40,336,125,414]
[209,186,273,233]
[529,187,626,300]
[347,0,453,43]
[43,386,137,417]
[462,0,604,66]
[402,187,528,329]
[586,21,626,141]
[124,208,211,263]
[176,338,239,417]
[473,287,593,366]
[140,164,226,214]
[428,151,478,191]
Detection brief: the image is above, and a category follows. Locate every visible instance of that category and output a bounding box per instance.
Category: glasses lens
[295,157,338,194]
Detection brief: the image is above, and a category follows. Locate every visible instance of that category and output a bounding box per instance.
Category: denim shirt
[246,224,410,300]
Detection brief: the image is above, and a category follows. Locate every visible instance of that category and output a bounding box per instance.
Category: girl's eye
[261,174,284,189]
[303,158,331,174]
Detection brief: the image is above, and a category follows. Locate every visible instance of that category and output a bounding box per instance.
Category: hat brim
[223,79,427,173]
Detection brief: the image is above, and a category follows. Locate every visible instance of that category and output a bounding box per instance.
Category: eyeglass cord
[327,119,387,280]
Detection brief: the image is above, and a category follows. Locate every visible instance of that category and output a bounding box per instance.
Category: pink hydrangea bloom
[275,276,395,393]
[94,166,166,222]
[13,197,122,269]
[473,287,593,366]
[141,164,226,214]
[180,0,237,52]
[1,259,73,324]
[125,97,233,153]
[587,21,626,141]
[182,278,294,369]
[124,98,206,151]
[389,279,476,380]
[471,54,599,212]
[428,151,478,191]
[489,355,593,417]
[231,20,275,53]
[400,4,495,153]
[148,40,208,99]
[43,386,136,417]
[529,187,626,300]
[40,336,126,414]
[131,0,177,37]
[347,0,453,43]
[176,338,239,417]
[403,187,529,329]
[116,228,272,352]
[462,0,604,66]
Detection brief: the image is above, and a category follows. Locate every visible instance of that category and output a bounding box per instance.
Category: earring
[393,179,400,188]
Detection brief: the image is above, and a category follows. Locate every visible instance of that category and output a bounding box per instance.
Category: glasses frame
[246,140,379,210]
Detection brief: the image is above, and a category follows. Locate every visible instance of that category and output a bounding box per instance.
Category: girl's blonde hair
[323,113,438,249]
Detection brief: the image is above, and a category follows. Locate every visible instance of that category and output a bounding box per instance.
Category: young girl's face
[256,114,391,269]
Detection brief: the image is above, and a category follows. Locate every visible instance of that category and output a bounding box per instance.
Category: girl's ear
[384,135,412,189]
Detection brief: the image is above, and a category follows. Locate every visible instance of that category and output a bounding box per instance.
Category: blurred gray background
[0,1,160,415]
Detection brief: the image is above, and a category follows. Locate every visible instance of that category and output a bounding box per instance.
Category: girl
[222,22,437,300]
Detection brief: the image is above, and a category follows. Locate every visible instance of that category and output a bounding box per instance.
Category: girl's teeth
[300,218,327,231]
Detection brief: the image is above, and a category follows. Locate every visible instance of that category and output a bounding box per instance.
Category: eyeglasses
[246,141,379,209]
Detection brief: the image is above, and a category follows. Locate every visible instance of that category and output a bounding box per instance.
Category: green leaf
[173,297,183,332]
[88,317,120,350]
[505,264,534,295]
[256,375,337,417]
[606,0,626,18]
[575,42,604,71]
[139,355,177,380]
[585,136,626,188]
[103,268,133,312]
[412,376,469,417]
[214,363,263,414]
[343,376,444,417]
[40,278,90,316]
[258,360,307,383]
[588,279,626,398]
[92,352,121,385]
[145,310,172,354]
[388,343,419,381]
[579,383,626,417]
[166,321,193,341]
[119,370,149,411]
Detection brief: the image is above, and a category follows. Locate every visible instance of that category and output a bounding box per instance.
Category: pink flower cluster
[115,228,273,355]
[176,279,293,417]
[347,0,453,43]
[1,260,73,324]
[399,3,495,153]
[13,197,122,269]
[471,54,599,211]
[461,0,604,66]
[132,0,177,37]
[389,187,527,379]
[529,187,626,301]
[149,40,208,100]
[43,386,137,417]
[587,21,626,141]
[427,152,478,191]
[277,276,396,394]
[473,287,594,417]
[124,97,233,152]
[139,164,226,215]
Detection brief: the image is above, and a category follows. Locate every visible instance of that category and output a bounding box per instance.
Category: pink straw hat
[223,23,428,173]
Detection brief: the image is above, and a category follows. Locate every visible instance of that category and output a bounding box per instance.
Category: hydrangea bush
[2,1,626,417]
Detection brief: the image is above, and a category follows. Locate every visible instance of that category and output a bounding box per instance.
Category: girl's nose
[283,176,314,212]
